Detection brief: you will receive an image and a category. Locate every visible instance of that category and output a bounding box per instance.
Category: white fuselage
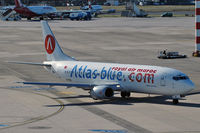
[28,6,56,15]
[44,61,194,96]
[14,6,56,18]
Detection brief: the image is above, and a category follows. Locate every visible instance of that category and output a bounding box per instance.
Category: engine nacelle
[90,86,114,100]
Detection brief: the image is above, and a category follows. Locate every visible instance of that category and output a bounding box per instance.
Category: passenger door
[160,74,166,86]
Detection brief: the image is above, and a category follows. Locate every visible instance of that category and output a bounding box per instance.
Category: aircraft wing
[18,82,120,88]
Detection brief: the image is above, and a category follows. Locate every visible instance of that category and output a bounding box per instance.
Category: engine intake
[90,86,114,100]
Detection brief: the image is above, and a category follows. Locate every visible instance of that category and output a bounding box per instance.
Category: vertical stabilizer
[88,0,92,9]
[41,21,75,61]
[14,0,23,7]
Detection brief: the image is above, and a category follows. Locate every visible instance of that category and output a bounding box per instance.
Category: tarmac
[0,17,200,133]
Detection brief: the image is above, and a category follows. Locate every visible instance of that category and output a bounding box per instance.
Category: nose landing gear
[173,99,179,104]
[172,95,181,104]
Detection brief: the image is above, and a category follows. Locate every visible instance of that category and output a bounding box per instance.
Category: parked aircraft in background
[81,5,103,16]
[81,5,102,12]
[14,0,56,20]
[12,21,195,104]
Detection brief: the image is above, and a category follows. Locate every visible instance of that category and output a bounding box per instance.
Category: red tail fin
[88,0,92,9]
[14,0,23,7]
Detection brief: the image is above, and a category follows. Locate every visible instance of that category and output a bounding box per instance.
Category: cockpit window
[173,75,189,81]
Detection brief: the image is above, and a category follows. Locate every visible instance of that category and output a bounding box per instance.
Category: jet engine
[90,86,114,100]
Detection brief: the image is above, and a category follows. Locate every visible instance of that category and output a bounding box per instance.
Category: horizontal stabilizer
[7,61,51,66]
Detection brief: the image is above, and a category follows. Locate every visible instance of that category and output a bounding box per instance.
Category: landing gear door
[160,75,166,86]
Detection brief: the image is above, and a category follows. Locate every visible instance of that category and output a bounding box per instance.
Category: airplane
[81,5,103,12]
[13,0,57,20]
[80,0,102,16]
[12,21,195,105]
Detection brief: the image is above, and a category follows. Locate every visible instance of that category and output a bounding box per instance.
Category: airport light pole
[193,0,200,57]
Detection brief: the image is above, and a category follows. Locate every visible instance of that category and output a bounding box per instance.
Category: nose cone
[184,80,195,93]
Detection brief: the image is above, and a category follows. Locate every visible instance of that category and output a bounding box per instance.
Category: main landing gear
[121,91,131,98]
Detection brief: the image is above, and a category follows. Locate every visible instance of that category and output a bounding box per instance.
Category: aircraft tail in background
[14,0,23,7]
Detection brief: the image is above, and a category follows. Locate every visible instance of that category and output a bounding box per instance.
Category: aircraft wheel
[121,91,130,98]
[126,92,131,97]
[173,99,179,104]
[121,91,126,98]
[84,16,89,20]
